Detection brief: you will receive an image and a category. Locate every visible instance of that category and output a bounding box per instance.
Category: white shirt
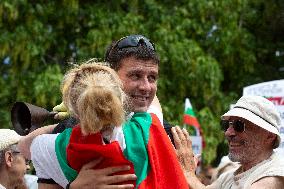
[0,184,6,189]
[25,174,38,189]
[214,151,284,189]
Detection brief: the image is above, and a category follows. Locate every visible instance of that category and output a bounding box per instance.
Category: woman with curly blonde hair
[61,61,126,136]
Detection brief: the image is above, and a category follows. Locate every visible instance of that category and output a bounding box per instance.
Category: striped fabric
[55,112,188,188]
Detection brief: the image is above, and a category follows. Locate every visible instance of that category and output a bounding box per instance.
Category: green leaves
[33,65,63,107]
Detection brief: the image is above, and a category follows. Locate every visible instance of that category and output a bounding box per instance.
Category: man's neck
[0,172,8,189]
[240,151,273,172]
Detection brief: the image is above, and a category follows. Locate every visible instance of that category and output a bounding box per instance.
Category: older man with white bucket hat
[172,95,284,189]
[0,129,30,189]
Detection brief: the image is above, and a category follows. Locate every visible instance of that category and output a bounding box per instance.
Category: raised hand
[171,126,198,174]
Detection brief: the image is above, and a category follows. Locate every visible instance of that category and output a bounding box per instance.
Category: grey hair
[0,144,18,168]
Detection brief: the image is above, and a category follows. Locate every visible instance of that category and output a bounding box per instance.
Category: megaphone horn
[11,102,56,136]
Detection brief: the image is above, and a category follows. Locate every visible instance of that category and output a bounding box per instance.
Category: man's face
[224,116,271,164]
[9,151,28,187]
[117,56,158,112]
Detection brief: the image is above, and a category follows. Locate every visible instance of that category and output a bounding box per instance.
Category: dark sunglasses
[220,119,246,133]
[115,35,155,51]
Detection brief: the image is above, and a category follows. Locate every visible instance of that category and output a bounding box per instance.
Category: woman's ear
[4,151,13,168]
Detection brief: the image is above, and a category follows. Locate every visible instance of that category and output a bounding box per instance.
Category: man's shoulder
[245,152,284,188]
[251,176,284,189]
[258,151,284,174]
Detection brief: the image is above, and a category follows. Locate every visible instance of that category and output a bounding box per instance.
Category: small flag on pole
[183,98,201,135]
[183,98,205,148]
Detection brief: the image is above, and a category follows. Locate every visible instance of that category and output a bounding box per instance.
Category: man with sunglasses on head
[69,34,176,189]
[19,34,176,189]
[172,95,284,189]
[0,129,30,189]
[105,34,161,116]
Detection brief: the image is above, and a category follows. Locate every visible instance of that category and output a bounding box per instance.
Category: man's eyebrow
[149,71,159,77]
[150,71,158,75]
[126,69,158,75]
[127,70,142,74]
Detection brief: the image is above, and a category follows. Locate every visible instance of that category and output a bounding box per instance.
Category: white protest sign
[243,79,284,154]
[190,136,202,155]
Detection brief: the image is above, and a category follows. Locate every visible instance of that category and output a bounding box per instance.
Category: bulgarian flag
[183,98,205,148]
[55,112,189,189]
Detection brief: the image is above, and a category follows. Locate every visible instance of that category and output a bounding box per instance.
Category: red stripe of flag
[183,114,200,129]
[138,114,189,189]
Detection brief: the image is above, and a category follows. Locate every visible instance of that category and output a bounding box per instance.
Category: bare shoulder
[251,176,284,189]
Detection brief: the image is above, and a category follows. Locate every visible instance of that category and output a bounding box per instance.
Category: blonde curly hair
[62,60,125,135]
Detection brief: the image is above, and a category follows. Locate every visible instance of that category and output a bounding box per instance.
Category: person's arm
[69,159,137,189]
[37,162,138,189]
[171,126,216,189]
[30,134,137,189]
[17,124,57,159]
[36,153,137,189]
[251,176,284,189]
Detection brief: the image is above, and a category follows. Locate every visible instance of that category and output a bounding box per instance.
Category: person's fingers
[182,128,195,159]
[175,126,187,146]
[54,112,70,120]
[53,102,67,112]
[103,184,134,189]
[99,165,132,176]
[182,128,192,148]
[54,113,59,120]
[81,158,103,170]
[171,127,181,149]
[172,126,199,174]
[103,174,137,185]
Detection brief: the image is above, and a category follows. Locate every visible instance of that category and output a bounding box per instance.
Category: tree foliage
[0,0,283,165]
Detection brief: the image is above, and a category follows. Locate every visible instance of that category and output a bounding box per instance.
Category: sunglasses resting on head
[105,34,156,60]
[115,34,155,51]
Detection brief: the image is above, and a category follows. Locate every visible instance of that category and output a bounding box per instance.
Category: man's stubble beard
[9,170,26,189]
[123,95,133,114]
[228,139,261,165]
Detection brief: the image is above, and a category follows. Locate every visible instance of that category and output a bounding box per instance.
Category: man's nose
[138,78,151,91]
[224,125,236,137]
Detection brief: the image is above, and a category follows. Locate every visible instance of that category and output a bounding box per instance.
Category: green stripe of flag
[55,128,78,182]
[123,112,152,187]
[185,108,195,116]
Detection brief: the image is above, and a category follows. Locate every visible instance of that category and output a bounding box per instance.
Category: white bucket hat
[222,95,281,148]
[0,129,22,151]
